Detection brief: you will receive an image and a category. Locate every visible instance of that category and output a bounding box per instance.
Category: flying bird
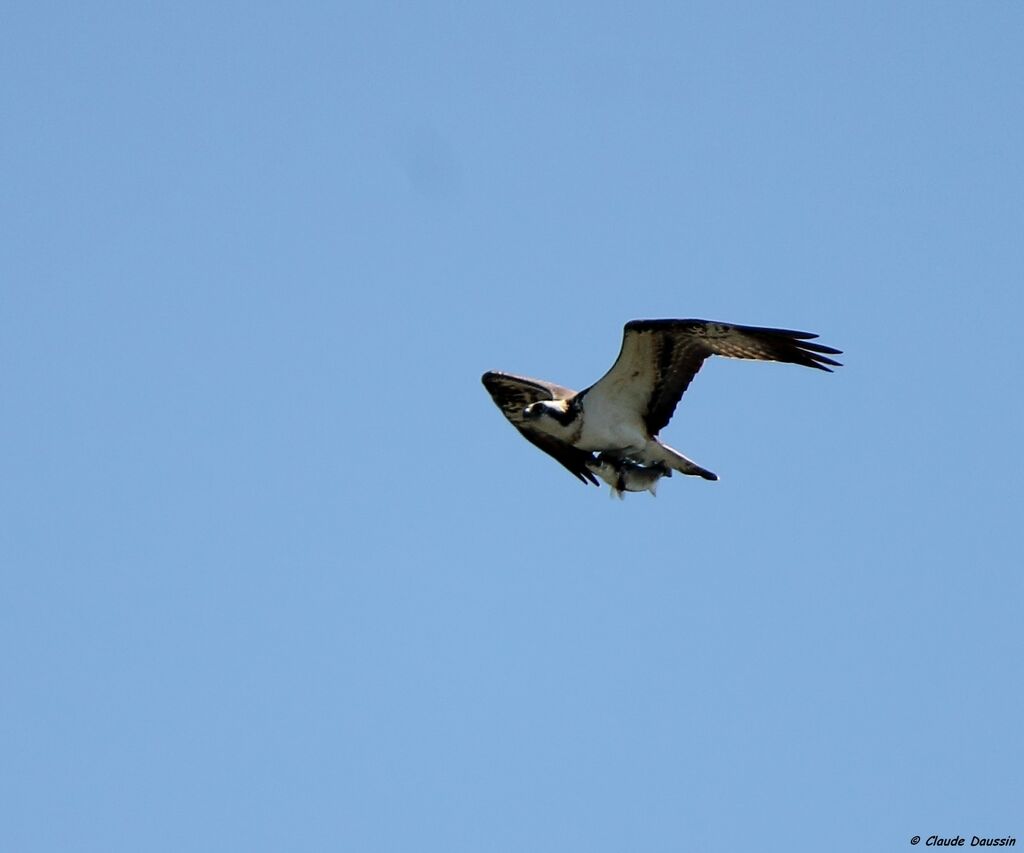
[482,319,841,494]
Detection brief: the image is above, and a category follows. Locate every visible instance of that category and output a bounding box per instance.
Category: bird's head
[523,400,569,422]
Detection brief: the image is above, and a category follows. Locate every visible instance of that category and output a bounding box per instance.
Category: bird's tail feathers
[642,441,718,481]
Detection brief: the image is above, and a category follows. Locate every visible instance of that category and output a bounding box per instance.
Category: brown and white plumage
[480,371,600,484]
[482,319,842,493]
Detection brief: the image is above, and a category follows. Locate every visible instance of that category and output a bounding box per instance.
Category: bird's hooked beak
[524,400,570,422]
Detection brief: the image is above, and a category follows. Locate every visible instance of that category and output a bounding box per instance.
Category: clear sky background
[2,2,1022,851]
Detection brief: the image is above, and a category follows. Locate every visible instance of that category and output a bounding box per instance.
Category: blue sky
[2,2,1022,851]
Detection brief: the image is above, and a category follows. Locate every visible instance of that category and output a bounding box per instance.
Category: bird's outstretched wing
[481,371,599,485]
[582,319,843,436]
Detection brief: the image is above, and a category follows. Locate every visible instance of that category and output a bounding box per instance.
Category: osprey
[482,319,841,494]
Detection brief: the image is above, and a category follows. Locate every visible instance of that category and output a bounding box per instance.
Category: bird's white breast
[576,394,648,452]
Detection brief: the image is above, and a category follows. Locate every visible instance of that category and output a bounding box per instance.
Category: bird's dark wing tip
[791,339,843,356]
[807,353,843,370]
[574,466,600,485]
